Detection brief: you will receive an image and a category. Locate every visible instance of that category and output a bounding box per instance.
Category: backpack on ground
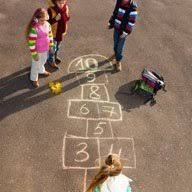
[132,68,166,105]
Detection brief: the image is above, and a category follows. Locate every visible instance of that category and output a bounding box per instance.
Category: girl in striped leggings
[26,8,54,87]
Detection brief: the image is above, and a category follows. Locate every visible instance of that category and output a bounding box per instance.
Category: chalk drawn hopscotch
[63,54,136,192]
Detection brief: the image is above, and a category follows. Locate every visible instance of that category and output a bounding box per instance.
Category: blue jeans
[114,30,126,61]
[47,39,61,63]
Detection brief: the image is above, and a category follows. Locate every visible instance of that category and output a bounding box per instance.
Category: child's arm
[48,24,54,49]
[27,27,38,60]
[108,0,120,28]
[48,8,57,25]
[122,1,138,36]
[66,5,70,21]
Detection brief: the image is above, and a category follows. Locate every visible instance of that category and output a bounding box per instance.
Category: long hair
[87,154,123,192]
[25,8,47,39]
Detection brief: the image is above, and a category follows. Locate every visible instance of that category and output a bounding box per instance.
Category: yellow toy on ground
[49,81,62,94]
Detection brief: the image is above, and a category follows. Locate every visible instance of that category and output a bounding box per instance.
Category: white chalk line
[83,169,87,192]
[109,121,114,138]
[62,132,68,169]
[65,135,134,140]
[97,138,101,168]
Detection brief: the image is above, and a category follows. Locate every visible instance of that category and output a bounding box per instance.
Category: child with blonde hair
[87,154,133,192]
[26,8,54,87]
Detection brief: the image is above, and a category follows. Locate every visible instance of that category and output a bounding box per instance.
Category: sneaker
[31,80,39,88]
[55,57,62,64]
[116,61,122,71]
[113,64,120,73]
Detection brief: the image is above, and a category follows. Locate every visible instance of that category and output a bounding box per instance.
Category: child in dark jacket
[47,0,70,68]
[108,0,138,72]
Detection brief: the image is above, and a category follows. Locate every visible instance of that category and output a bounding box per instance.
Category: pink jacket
[28,21,54,58]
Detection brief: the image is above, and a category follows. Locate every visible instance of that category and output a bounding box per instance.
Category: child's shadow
[115,80,153,112]
[0,61,113,121]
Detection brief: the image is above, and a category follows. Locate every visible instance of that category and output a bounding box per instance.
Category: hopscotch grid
[64,54,136,192]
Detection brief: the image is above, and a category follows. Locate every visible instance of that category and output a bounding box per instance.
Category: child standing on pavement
[108,0,138,72]
[47,0,70,69]
[26,8,54,88]
[87,154,133,192]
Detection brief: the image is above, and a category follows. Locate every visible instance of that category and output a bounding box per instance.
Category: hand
[34,54,39,61]
[55,13,61,21]
[107,22,113,29]
[49,48,54,54]
[120,33,127,39]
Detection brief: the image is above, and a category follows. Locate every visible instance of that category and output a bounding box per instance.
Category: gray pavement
[0,0,192,192]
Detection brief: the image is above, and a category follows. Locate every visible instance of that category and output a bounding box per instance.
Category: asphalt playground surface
[0,0,192,192]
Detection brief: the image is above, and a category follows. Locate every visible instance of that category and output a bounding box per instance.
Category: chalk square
[68,100,99,120]
[63,137,100,169]
[61,169,85,192]
[99,138,136,168]
[98,102,122,121]
[81,84,109,101]
[87,120,113,138]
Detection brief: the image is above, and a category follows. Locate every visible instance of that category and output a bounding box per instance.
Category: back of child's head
[25,8,47,39]
[87,154,123,192]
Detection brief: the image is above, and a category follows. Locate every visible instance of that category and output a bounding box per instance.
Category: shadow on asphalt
[115,80,153,112]
[0,59,114,121]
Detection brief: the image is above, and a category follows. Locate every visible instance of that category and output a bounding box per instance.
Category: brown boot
[31,80,39,88]
[55,57,62,64]
[116,61,122,71]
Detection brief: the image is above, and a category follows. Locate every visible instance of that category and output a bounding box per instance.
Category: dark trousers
[114,30,126,61]
[47,39,61,63]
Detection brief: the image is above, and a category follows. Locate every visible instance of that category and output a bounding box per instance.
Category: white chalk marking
[75,142,90,163]
[97,138,101,167]
[67,99,122,121]
[62,132,67,169]
[109,144,122,157]
[85,57,98,70]
[83,169,88,192]
[81,84,110,102]
[68,54,113,74]
[109,121,114,138]
[80,103,90,115]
